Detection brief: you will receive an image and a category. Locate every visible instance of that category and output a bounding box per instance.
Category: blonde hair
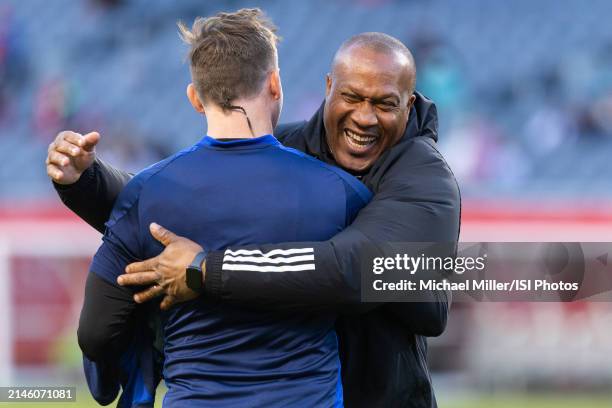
[178,8,279,109]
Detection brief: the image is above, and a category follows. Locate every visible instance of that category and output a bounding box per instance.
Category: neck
[206,99,274,139]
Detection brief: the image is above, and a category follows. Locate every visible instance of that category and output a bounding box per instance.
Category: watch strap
[190,250,208,272]
[186,250,208,292]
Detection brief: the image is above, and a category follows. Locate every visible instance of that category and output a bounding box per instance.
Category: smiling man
[324,35,416,173]
[48,32,460,407]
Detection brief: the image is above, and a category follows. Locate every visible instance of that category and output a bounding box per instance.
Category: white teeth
[345,129,376,146]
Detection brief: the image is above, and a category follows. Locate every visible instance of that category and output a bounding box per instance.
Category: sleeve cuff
[203,250,224,299]
[52,160,98,193]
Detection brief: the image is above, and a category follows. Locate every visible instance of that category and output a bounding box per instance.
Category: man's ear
[186,83,205,114]
[325,74,332,97]
[406,93,416,110]
[269,70,282,100]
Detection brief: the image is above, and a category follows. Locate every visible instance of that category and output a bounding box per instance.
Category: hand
[46,131,100,185]
[117,223,205,310]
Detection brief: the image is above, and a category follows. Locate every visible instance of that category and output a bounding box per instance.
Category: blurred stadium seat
[1,1,611,406]
[0,0,612,201]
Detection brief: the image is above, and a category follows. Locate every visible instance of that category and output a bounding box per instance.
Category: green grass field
[1,389,611,408]
[440,394,612,408]
[0,386,165,408]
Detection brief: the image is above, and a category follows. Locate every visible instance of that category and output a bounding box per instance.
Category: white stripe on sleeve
[223,254,315,264]
[222,247,316,272]
[224,248,314,258]
[221,263,316,272]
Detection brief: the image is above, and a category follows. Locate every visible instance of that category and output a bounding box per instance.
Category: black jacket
[56,92,461,408]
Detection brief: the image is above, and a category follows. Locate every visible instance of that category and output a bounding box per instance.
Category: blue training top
[89,135,372,407]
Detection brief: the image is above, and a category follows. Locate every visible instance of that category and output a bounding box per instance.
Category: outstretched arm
[47,131,132,233]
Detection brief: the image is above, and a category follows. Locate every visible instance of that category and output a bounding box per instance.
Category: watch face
[186,267,203,291]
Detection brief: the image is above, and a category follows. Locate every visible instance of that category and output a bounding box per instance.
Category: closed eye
[377,101,399,111]
[341,93,362,103]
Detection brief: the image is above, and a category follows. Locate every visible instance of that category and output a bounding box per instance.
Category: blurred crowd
[2,1,612,398]
[1,0,611,199]
[413,28,612,196]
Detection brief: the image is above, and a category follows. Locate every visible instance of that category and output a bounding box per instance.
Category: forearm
[383,292,450,337]
[204,233,372,313]
[203,228,454,317]
[78,272,136,361]
[54,158,132,233]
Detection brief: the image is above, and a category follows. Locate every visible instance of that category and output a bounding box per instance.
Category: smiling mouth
[344,128,378,151]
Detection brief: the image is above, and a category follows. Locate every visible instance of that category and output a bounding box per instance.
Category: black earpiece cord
[221,102,255,137]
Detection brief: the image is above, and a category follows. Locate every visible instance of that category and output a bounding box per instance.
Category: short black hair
[333,32,416,93]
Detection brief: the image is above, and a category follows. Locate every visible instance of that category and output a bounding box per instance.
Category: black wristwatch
[186,250,207,293]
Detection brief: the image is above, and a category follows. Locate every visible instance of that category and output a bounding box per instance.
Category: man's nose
[352,102,378,128]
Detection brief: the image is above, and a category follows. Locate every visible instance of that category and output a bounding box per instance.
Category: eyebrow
[344,88,399,104]
[373,96,399,104]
